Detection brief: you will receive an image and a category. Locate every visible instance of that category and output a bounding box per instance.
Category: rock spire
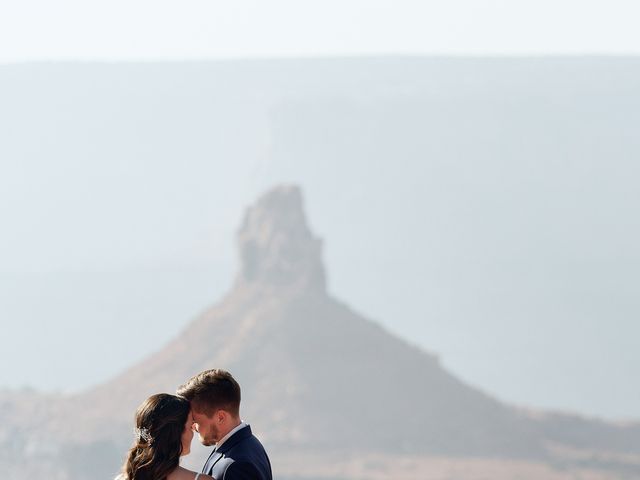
[236,185,326,291]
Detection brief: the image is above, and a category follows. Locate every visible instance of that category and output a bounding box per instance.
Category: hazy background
[1,0,639,425]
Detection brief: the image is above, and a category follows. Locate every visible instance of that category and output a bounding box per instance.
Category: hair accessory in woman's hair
[134,427,153,444]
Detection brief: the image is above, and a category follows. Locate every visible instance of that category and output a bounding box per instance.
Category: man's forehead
[191,408,208,419]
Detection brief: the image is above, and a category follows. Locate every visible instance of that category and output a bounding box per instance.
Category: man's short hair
[177,369,241,417]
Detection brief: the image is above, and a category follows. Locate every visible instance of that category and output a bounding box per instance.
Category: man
[177,369,273,480]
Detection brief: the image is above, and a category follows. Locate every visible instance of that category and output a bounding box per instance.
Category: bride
[115,393,215,480]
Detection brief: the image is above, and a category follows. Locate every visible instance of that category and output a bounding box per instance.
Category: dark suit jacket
[202,425,272,480]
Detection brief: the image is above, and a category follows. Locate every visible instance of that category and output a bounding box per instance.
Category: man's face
[191,408,221,446]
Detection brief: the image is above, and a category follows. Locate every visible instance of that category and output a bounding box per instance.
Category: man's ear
[216,409,226,423]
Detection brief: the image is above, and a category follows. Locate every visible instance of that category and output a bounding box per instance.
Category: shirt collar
[216,421,247,449]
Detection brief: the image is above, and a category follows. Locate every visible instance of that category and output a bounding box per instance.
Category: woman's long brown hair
[121,393,190,480]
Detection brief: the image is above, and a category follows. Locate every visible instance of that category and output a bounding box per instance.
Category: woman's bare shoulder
[168,466,215,480]
[167,466,196,480]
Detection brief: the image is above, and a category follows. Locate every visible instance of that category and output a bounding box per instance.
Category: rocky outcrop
[236,185,326,291]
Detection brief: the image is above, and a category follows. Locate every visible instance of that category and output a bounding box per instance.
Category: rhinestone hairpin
[134,427,153,444]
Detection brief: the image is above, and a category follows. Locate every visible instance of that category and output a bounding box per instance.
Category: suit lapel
[202,448,220,474]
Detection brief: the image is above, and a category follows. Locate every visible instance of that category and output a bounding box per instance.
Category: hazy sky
[2,0,640,62]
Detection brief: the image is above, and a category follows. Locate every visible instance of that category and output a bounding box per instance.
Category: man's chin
[199,436,216,447]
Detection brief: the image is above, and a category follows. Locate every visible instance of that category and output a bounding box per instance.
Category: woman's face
[180,412,195,456]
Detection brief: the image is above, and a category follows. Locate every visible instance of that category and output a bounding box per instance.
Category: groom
[177,369,273,480]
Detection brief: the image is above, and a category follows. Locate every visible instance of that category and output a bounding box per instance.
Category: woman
[116,393,215,480]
